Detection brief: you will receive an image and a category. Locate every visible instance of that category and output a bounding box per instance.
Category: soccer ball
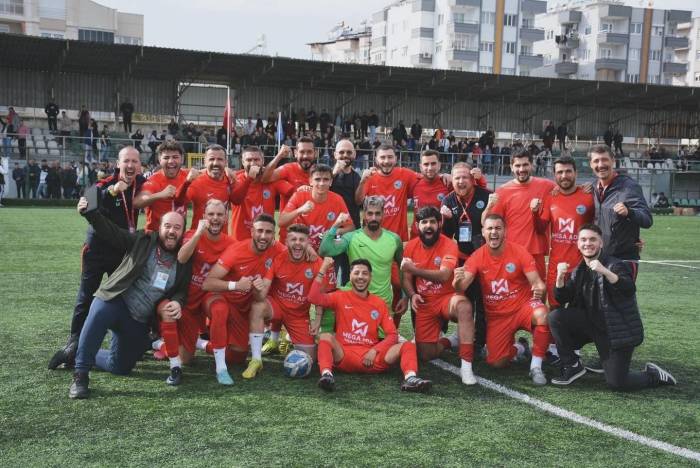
[283,350,313,378]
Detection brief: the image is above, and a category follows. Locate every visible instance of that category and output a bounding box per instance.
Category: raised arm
[261,145,291,183]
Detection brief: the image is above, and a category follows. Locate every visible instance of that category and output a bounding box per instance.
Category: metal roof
[1,33,699,112]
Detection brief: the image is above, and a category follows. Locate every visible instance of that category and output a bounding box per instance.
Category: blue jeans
[75,296,150,375]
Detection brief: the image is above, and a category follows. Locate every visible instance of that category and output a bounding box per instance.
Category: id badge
[458,221,472,243]
[153,271,169,290]
[129,226,136,234]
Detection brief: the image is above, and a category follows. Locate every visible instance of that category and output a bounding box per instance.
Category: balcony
[448,48,479,62]
[664,36,689,50]
[555,61,578,75]
[555,34,579,49]
[521,0,546,14]
[599,4,632,18]
[454,0,481,7]
[595,58,627,71]
[667,10,691,23]
[663,62,688,74]
[371,37,387,48]
[558,10,582,24]
[520,27,544,42]
[519,54,544,68]
[412,0,436,12]
[411,54,433,66]
[451,21,479,35]
[411,27,434,39]
[597,32,629,45]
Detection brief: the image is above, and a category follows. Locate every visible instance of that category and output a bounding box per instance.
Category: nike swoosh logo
[344,305,352,309]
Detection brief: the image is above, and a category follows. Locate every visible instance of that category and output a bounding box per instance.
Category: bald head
[117,146,141,183]
[159,211,185,251]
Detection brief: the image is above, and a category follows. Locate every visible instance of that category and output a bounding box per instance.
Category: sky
[99,0,700,59]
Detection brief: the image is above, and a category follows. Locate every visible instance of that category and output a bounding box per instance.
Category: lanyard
[120,181,136,233]
[155,246,174,269]
[456,190,475,223]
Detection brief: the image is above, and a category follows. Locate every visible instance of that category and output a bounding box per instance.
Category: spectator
[167,118,179,136]
[88,162,98,185]
[17,121,29,159]
[38,160,49,198]
[410,119,422,145]
[542,120,556,154]
[12,161,25,198]
[78,106,90,137]
[27,159,40,198]
[306,108,318,132]
[90,120,99,161]
[6,106,20,134]
[47,160,62,199]
[245,116,255,135]
[77,161,90,195]
[131,129,144,153]
[255,113,264,130]
[392,120,408,147]
[603,127,613,148]
[613,130,624,157]
[45,101,60,133]
[120,98,134,133]
[557,122,567,152]
[216,125,227,149]
[368,109,378,141]
[2,118,11,158]
[654,192,670,209]
[58,111,72,146]
[0,162,5,206]
[100,125,111,160]
[147,130,159,165]
[61,162,78,199]
[319,108,331,134]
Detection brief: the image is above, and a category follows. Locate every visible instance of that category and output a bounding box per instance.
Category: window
[39,0,65,19]
[391,23,397,34]
[629,48,640,60]
[519,69,531,76]
[582,49,591,61]
[626,73,639,83]
[520,44,531,55]
[435,42,442,54]
[502,67,515,75]
[402,46,408,57]
[631,23,642,34]
[40,30,65,39]
[546,30,554,40]
[695,72,700,82]
[584,25,591,35]
[438,14,444,25]
[647,73,659,84]
[454,13,464,23]
[599,23,614,33]
[454,33,477,50]
[650,49,661,61]
[504,42,516,54]
[652,25,664,36]
[0,24,9,33]
[115,35,142,45]
[479,66,493,73]
[0,0,23,15]
[696,50,700,60]
[481,11,495,25]
[480,41,494,52]
[521,16,533,28]
[598,47,613,58]
[503,14,517,27]
[78,29,115,44]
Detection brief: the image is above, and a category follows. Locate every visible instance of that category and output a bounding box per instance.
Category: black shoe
[517,337,531,363]
[645,362,677,386]
[551,361,587,386]
[545,351,561,367]
[48,339,77,370]
[317,373,335,392]
[166,367,182,386]
[69,372,89,399]
[584,358,604,374]
[401,376,433,393]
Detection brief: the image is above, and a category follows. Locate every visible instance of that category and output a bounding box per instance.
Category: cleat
[530,367,547,386]
[584,358,604,374]
[166,367,182,386]
[516,337,531,363]
[261,339,279,355]
[317,373,335,392]
[69,372,89,399]
[401,376,433,393]
[216,370,234,386]
[242,359,263,379]
[278,339,292,356]
[645,362,677,386]
[460,364,477,386]
[551,360,587,386]
[152,348,167,361]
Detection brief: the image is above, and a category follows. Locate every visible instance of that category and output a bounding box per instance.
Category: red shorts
[335,344,390,374]
[178,307,206,354]
[269,297,314,346]
[414,294,453,344]
[485,299,545,365]
[545,265,559,308]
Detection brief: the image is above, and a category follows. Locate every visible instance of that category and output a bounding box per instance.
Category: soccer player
[402,206,477,385]
[453,214,551,386]
[534,156,594,308]
[246,224,333,370]
[174,144,246,232]
[481,148,555,279]
[279,163,353,251]
[355,144,419,241]
[260,137,317,212]
[134,140,188,231]
[319,195,408,317]
[308,258,432,393]
[549,224,676,389]
[202,214,285,384]
[230,145,295,241]
[152,199,233,385]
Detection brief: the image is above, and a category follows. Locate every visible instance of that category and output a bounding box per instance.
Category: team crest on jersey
[262,189,271,200]
[434,256,441,266]
[576,204,587,215]
[370,310,379,320]
[437,193,445,202]
[476,200,485,209]
[305,268,313,279]
[394,180,402,189]
[265,258,273,269]
[327,212,336,221]
[505,262,516,273]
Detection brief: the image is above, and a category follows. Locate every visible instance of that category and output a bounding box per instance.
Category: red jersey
[230,169,294,241]
[175,172,248,231]
[264,254,334,315]
[411,177,451,237]
[465,241,538,318]
[492,177,556,255]
[183,230,234,307]
[403,234,459,300]
[216,239,286,303]
[141,169,189,231]
[276,162,310,211]
[364,167,419,241]
[283,190,351,251]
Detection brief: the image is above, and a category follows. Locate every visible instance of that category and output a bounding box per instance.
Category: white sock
[447,332,460,348]
[196,338,209,351]
[321,369,333,376]
[404,371,416,379]
[169,356,182,369]
[250,333,264,360]
[548,343,559,356]
[213,348,227,373]
[270,331,280,342]
[574,349,581,356]
[530,356,543,370]
[514,342,526,357]
[152,339,163,351]
[461,359,473,372]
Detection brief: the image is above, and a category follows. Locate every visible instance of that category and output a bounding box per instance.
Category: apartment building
[675,17,700,87]
[308,22,372,64]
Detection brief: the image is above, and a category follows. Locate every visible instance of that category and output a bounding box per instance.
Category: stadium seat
[48,148,60,156]
[35,139,46,149]
[673,198,681,206]
[11,139,18,148]
[47,140,58,149]
[681,198,690,207]
[31,128,42,137]
[623,157,631,168]
[37,147,48,155]
[25,139,34,148]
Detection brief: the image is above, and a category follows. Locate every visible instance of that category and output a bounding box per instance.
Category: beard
[366,220,380,232]
[419,229,439,247]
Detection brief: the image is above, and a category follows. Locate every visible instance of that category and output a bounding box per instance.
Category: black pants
[68,245,122,342]
[16,181,25,198]
[29,182,38,198]
[123,115,132,133]
[48,116,57,132]
[548,307,654,391]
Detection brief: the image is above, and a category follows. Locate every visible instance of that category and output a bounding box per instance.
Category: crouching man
[69,196,192,399]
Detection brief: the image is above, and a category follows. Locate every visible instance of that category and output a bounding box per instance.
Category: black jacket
[441,186,491,257]
[555,255,643,350]
[594,174,652,260]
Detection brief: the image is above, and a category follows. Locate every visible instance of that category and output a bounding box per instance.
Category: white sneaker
[530,367,547,386]
[460,363,477,386]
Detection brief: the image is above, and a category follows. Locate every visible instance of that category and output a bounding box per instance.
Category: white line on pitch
[644,260,700,263]
[430,359,700,463]
[638,260,700,270]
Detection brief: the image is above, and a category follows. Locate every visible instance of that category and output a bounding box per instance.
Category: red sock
[399,341,418,376]
[208,299,229,349]
[533,324,551,358]
[438,337,452,351]
[159,321,180,358]
[317,340,334,374]
[459,343,474,363]
[205,342,213,355]
[226,348,247,365]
